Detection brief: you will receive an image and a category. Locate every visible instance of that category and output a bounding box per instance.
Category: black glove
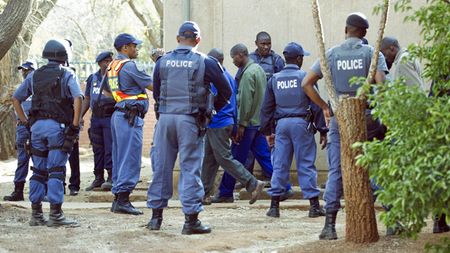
[61,124,80,153]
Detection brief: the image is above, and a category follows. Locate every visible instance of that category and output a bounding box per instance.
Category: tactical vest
[158,50,206,114]
[272,69,310,119]
[107,59,148,102]
[90,73,115,118]
[29,65,73,125]
[330,44,371,96]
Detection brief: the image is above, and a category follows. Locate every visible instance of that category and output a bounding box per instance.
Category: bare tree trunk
[0,0,57,160]
[127,0,162,48]
[0,0,32,60]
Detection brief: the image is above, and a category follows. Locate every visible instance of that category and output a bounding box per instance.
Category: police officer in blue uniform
[249,31,285,80]
[13,39,83,227]
[260,42,326,218]
[108,33,152,215]
[147,21,232,234]
[81,51,114,191]
[4,60,36,202]
[302,13,387,240]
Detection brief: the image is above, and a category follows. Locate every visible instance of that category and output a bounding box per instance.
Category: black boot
[181,213,211,235]
[266,196,280,218]
[47,204,80,227]
[85,171,105,191]
[114,192,143,215]
[101,169,113,191]
[111,194,118,212]
[309,197,326,218]
[4,182,25,201]
[147,208,163,230]
[319,210,338,240]
[29,203,48,226]
[433,214,450,234]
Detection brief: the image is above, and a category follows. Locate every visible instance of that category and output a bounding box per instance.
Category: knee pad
[30,166,48,184]
[48,166,66,181]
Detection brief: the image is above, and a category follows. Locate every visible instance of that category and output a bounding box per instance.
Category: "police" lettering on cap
[337,59,363,70]
[277,79,298,89]
[166,60,193,68]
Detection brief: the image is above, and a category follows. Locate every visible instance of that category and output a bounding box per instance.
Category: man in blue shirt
[147,21,231,234]
[200,48,265,205]
[13,39,83,227]
[260,42,326,219]
[81,51,114,192]
[108,33,153,215]
[4,60,36,202]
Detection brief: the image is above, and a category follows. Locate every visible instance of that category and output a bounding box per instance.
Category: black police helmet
[42,39,71,62]
[346,12,369,29]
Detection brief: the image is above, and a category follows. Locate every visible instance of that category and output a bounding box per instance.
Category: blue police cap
[95,51,113,63]
[346,12,369,29]
[178,21,201,38]
[113,33,143,49]
[283,42,310,58]
[17,60,36,70]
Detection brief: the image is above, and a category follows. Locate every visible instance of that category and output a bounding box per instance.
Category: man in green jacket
[213,43,291,202]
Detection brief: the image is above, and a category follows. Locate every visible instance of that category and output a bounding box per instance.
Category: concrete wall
[163,0,425,184]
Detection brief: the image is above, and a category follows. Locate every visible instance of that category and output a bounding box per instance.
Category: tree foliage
[357,0,450,250]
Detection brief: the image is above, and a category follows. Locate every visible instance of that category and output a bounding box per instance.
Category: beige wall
[163,0,425,177]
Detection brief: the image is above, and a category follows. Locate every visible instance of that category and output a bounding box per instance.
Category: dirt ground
[0,156,448,252]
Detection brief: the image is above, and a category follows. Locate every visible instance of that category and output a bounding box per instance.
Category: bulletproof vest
[271,69,310,119]
[251,53,277,80]
[158,49,206,114]
[90,73,115,118]
[330,44,371,96]
[29,65,73,125]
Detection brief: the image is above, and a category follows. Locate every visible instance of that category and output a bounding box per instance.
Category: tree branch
[127,0,161,47]
[152,0,163,19]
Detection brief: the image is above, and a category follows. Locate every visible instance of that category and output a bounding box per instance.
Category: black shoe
[308,197,326,218]
[181,213,211,235]
[114,192,143,215]
[147,208,163,230]
[69,189,79,196]
[47,204,80,227]
[100,169,112,191]
[4,182,25,201]
[211,195,234,203]
[111,194,118,212]
[85,173,105,191]
[433,214,450,234]
[319,211,338,240]
[266,196,280,218]
[202,196,212,205]
[29,203,48,226]
[249,180,266,204]
[280,189,294,202]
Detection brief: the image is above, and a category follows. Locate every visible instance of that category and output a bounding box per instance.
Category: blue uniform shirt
[113,53,152,113]
[85,70,112,108]
[13,61,83,103]
[208,67,237,128]
[153,45,231,112]
[249,50,285,80]
[15,71,34,119]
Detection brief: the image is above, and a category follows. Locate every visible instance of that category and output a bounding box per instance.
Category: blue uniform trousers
[323,117,343,212]
[111,111,143,194]
[29,119,69,204]
[147,114,204,215]
[89,117,113,173]
[14,124,31,183]
[218,127,291,198]
[268,118,320,199]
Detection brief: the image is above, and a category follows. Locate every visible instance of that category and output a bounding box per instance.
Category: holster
[61,125,79,153]
[92,100,115,118]
[121,104,145,127]
[195,110,212,137]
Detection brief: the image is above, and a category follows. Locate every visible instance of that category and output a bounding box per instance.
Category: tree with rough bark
[0,0,57,160]
[311,0,390,243]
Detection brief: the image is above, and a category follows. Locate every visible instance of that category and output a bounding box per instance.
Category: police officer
[249,31,285,80]
[12,39,83,227]
[261,42,326,218]
[302,13,387,240]
[200,48,265,205]
[108,33,152,215]
[147,21,231,234]
[3,60,36,201]
[81,51,114,191]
